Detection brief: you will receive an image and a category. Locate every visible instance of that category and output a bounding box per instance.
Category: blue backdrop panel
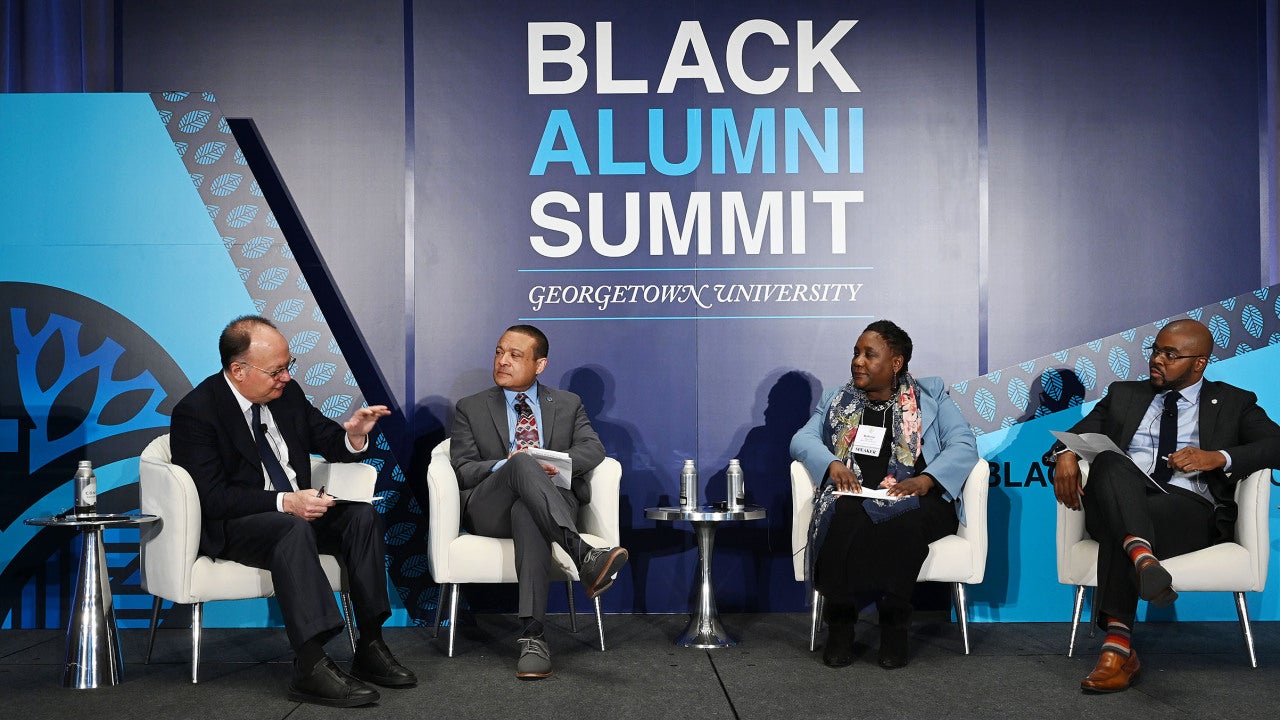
[0,93,425,630]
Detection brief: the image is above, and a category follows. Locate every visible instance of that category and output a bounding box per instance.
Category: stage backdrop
[412,0,1275,621]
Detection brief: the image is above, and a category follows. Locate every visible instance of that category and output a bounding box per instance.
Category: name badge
[852,424,887,456]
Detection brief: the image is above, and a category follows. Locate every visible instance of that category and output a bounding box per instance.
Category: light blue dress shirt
[1125,378,1231,502]
[490,382,544,472]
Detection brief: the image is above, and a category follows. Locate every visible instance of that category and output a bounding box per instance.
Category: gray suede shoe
[516,636,552,680]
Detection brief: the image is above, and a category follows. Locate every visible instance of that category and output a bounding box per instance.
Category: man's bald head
[1149,319,1212,391]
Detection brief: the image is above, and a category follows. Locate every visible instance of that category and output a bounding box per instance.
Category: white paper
[832,487,903,501]
[528,447,573,491]
[1050,431,1168,494]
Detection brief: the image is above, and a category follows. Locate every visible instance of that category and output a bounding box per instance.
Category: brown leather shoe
[1080,650,1141,693]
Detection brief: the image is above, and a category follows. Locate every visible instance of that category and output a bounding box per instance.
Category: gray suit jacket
[449,384,605,509]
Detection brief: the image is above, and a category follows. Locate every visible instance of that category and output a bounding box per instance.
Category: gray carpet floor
[2,612,1276,719]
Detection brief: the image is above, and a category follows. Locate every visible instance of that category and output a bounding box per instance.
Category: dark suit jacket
[449,384,605,509]
[1065,379,1280,541]
[170,372,361,557]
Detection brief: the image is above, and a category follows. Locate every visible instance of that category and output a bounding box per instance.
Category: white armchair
[1056,464,1271,666]
[425,438,622,656]
[138,433,376,682]
[791,459,989,654]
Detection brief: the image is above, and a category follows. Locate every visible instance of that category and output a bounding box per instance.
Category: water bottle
[74,460,97,516]
[679,459,698,509]
[726,459,744,510]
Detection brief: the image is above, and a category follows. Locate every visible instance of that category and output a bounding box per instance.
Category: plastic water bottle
[74,460,97,516]
[726,459,744,510]
[680,460,698,509]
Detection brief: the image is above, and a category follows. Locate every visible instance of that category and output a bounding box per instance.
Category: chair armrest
[1055,459,1090,584]
[578,457,621,546]
[426,439,462,581]
[310,457,377,499]
[790,461,816,581]
[956,459,989,583]
[138,434,202,602]
[1233,468,1272,589]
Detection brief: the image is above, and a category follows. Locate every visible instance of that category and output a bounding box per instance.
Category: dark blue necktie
[251,404,293,493]
[1152,390,1182,484]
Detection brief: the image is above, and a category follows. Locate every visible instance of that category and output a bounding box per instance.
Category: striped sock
[1123,535,1156,569]
[1101,616,1132,658]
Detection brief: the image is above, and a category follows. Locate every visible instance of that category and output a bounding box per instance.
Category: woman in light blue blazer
[791,320,977,670]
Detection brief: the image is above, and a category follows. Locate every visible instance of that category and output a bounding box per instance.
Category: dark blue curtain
[2,0,114,92]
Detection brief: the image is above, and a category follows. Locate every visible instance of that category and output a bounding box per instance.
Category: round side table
[645,504,766,648]
[25,513,158,688]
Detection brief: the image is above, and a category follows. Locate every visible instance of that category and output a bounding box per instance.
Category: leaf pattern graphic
[1007,377,1029,412]
[303,362,337,386]
[400,554,430,579]
[1121,329,1136,342]
[194,141,227,165]
[256,267,289,291]
[1107,346,1131,379]
[973,388,996,422]
[273,298,304,322]
[226,203,259,228]
[320,393,354,418]
[1074,357,1097,390]
[210,172,243,197]
[1208,314,1230,348]
[162,91,190,102]
[241,236,273,259]
[289,330,321,354]
[1053,350,1069,363]
[1087,340,1102,352]
[1242,305,1263,338]
[1041,368,1063,401]
[386,522,415,547]
[178,109,211,133]
[1019,360,1036,373]
[1221,297,1237,311]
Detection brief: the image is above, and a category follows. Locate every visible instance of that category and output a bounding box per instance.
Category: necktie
[251,404,294,493]
[1152,390,1181,484]
[514,393,541,451]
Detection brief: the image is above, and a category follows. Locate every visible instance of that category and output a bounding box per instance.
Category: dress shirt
[1125,378,1231,502]
[222,373,363,511]
[490,382,545,473]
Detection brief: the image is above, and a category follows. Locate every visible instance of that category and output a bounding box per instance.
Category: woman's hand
[827,461,862,493]
[882,474,935,497]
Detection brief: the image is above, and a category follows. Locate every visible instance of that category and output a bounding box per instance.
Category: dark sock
[823,600,859,626]
[562,528,588,564]
[356,616,384,649]
[520,617,544,639]
[297,636,327,673]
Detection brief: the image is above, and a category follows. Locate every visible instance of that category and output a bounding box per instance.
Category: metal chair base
[809,583,972,655]
[436,581,606,656]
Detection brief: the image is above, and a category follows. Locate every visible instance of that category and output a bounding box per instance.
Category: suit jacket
[790,376,979,524]
[1065,379,1280,541]
[449,384,605,509]
[170,372,361,557]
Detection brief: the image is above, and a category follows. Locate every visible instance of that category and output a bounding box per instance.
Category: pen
[317,485,327,497]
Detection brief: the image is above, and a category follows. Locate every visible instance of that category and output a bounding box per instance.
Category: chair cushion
[918,536,974,583]
[1165,542,1260,592]
[442,532,610,584]
[186,554,346,603]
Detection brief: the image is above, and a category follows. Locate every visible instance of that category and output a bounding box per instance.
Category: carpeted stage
[3,613,1276,719]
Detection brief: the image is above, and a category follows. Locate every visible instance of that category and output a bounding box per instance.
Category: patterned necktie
[252,404,293,493]
[514,393,540,451]
[1152,390,1182,484]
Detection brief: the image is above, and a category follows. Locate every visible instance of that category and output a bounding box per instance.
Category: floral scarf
[804,372,924,581]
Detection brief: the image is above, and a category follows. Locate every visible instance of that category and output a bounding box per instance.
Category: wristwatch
[1042,444,1075,465]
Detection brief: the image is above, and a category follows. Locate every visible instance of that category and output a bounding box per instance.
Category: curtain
[2,0,114,92]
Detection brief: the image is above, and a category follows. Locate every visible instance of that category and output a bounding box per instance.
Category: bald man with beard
[1045,319,1280,693]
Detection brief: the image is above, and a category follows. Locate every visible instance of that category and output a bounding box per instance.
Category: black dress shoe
[288,656,380,707]
[351,638,417,687]
[1136,557,1178,606]
[579,546,629,599]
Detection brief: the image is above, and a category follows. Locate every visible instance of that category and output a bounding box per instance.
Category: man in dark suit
[1047,319,1280,693]
[170,315,415,707]
[450,324,628,679]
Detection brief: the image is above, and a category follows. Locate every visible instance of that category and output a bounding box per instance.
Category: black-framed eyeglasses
[241,357,297,379]
[1144,345,1206,362]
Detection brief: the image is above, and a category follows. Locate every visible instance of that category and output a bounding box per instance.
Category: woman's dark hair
[862,319,912,374]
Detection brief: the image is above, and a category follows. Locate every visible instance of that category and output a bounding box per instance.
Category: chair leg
[593,596,606,651]
[1234,592,1258,668]
[146,596,162,665]
[952,583,971,655]
[809,589,823,652]
[340,591,357,655]
[191,602,203,684]
[1068,585,1086,658]
[432,585,444,639]
[446,584,460,658]
[567,582,579,633]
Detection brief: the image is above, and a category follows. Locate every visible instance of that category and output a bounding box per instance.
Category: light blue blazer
[789,376,979,524]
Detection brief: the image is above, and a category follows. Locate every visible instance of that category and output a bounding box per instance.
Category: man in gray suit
[450,324,628,679]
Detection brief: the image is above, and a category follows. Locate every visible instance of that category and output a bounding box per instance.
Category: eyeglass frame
[237,356,298,379]
[1143,344,1206,362]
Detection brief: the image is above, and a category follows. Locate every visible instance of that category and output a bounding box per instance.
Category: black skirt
[814,488,958,603]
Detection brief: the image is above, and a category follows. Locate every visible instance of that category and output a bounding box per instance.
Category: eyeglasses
[240,357,297,379]
[1144,345,1206,362]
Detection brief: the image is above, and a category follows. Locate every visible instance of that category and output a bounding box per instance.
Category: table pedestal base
[676,521,737,648]
[63,526,123,688]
